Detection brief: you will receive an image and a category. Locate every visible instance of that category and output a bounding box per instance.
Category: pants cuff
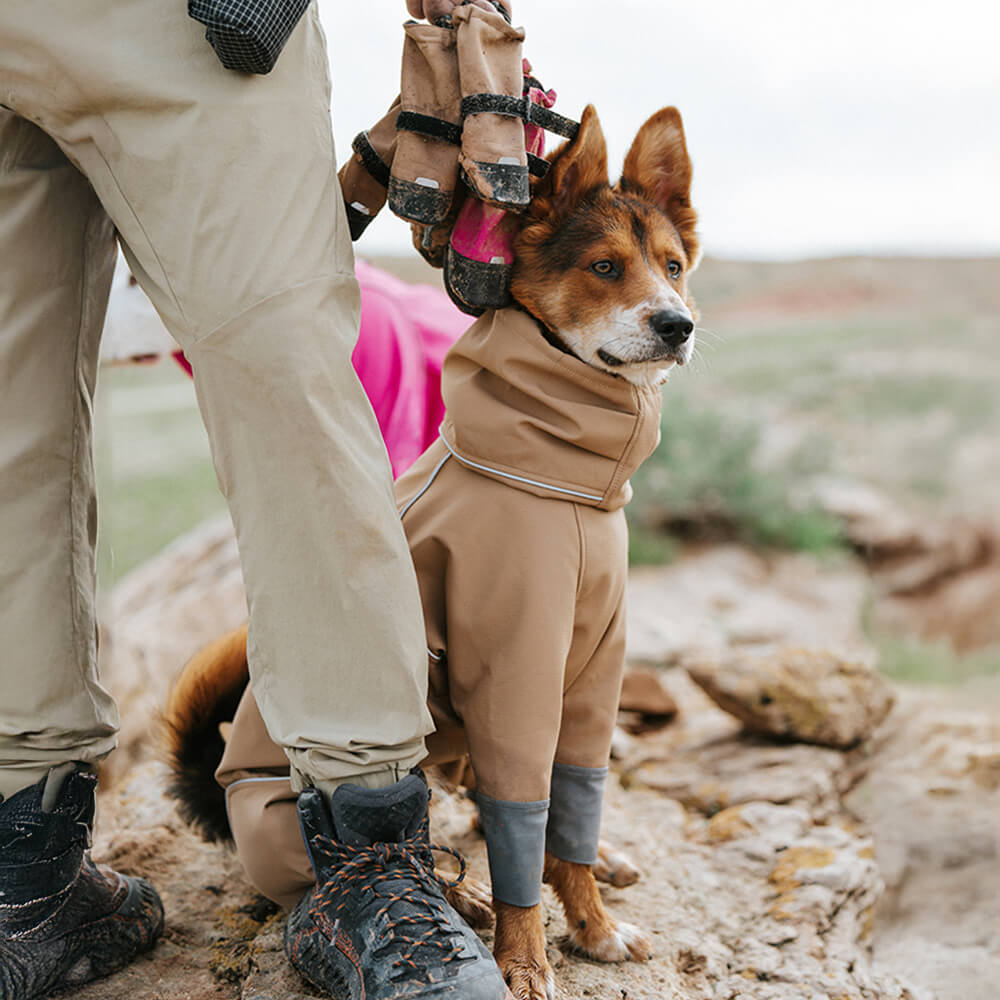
[545,762,607,865]
[474,790,548,908]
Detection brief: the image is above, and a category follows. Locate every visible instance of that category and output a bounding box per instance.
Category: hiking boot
[0,766,164,999]
[286,770,507,999]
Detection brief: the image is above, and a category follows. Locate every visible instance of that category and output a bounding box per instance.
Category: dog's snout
[649,310,694,346]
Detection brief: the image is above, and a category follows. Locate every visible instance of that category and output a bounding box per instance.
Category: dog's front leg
[493,900,554,1000]
[543,852,653,963]
[442,873,494,929]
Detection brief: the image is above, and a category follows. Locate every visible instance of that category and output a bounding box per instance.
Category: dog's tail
[163,624,250,842]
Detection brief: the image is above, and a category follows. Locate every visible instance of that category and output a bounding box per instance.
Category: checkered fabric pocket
[189,0,312,74]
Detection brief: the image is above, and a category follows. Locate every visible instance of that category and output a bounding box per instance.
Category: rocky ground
[85,512,1000,1000]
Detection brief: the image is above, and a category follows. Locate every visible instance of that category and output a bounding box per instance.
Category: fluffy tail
[163,625,250,842]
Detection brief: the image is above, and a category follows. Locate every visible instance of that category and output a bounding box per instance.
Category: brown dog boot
[338,96,400,241]
[388,20,463,225]
[453,4,529,211]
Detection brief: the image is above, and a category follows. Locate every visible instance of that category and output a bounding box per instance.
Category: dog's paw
[443,874,494,929]
[568,919,654,963]
[499,956,555,1000]
[593,840,641,888]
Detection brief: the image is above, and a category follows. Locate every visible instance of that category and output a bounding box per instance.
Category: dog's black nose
[649,310,694,346]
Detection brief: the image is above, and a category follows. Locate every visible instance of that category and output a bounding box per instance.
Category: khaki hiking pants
[0,1,433,800]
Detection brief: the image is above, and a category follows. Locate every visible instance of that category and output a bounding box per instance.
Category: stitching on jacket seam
[605,383,653,501]
[573,504,586,600]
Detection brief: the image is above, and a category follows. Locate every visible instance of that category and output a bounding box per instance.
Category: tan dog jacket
[219,306,662,907]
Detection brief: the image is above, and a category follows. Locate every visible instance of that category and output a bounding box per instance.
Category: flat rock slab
[84,760,915,1000]
[96,520,991,1000]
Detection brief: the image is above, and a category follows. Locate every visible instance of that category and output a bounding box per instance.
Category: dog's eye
[667,260,683,279]
[591,260,617,277]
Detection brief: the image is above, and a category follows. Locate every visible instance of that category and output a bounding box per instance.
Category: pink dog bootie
[444,69,578,314]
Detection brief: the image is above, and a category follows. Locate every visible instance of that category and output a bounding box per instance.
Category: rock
[875,551,1000,652]
[618,665,679,733]
[847,689,1000,1000]
[626,546,872,669]
[687,646,896,749]
[813,478,1000,649]
[93,518,975,1000]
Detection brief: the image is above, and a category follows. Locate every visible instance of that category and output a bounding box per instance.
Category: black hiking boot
[286,770,507,999]
[0,766,164,999]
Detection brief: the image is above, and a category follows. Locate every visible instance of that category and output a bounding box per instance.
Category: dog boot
[338,96,401,241]
[454,4,529,211]
[0,766,164,999]
[389,20,463,225]
[410,182,468,269]
[444,81,558,315]
[285,770,507,999]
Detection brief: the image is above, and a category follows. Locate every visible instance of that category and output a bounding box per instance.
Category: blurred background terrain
[96,252,1000,687]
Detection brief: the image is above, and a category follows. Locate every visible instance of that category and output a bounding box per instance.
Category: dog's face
[511,106,699,387]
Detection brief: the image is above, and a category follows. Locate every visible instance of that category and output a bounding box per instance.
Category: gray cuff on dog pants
[545,762,607,865]
[474,791,549,908]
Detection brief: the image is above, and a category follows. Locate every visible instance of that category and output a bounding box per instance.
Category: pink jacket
[175,259,469,477]
[350,259,468,477]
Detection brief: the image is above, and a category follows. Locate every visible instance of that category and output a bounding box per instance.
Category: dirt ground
[82,523,1000,1000]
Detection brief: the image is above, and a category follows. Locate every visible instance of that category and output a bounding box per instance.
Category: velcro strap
[527,152,549,178]
[525,103,580,140]
[395,111,462,146]
[461,94,580,141]
[351,131,391,188]
[461,93,526,120]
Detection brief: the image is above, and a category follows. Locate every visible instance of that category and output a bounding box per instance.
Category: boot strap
[527,153,549,178]
[459,94,580,140]
[351,132,392,188]
[395,111,463,147]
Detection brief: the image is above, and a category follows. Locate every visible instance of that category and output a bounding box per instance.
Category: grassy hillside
[95,255,999,584]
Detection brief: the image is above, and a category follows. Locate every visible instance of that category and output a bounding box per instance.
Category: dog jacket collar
[438,307,662,511]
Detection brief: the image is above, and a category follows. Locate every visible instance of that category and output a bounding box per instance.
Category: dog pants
[0,0,433,800]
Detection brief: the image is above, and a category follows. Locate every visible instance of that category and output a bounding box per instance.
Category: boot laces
[309,815,471,980]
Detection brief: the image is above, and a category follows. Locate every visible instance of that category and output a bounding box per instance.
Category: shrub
[627,396,842,564]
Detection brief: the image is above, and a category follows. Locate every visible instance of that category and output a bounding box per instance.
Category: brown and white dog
[165,104,698,1000]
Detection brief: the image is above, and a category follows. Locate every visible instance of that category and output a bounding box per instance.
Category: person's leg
[0,110,118,799]
[0,110,163,1000]
[0,0,432,796]
[1,4,504,996]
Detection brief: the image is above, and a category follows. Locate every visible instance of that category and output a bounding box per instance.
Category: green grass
[627,395,843,563]
[875,634,1000,686]
[96,360,226,585]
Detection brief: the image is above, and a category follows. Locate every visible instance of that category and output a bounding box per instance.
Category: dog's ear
[528,104,608,222]
[619,107,699,266]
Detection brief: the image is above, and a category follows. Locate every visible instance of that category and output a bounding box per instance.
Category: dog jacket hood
[437,306,663,510]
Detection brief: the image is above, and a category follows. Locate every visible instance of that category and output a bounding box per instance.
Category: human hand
[405,1,513,23]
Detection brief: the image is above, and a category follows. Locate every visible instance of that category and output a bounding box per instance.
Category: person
[0,2,510,998]
[167,258,468,477]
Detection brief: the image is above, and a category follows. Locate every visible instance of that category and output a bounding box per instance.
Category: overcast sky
[319,0,999,260]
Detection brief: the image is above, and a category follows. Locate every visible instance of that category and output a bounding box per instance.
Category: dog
[164,103,698,1000]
